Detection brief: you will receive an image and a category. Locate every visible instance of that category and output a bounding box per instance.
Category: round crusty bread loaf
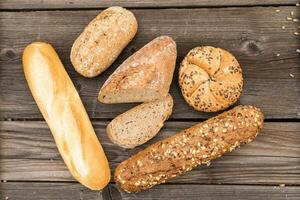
[179,46,243,112]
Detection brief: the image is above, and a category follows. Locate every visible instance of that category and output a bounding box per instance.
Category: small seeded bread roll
[179,46,243,112]
[107,94,173,149]
[115,105,264,193]
[71,7,138,77]
[98,36,177,103]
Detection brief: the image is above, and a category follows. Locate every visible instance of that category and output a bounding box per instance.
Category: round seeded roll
[114,105,264,193]
[179,46,243,112]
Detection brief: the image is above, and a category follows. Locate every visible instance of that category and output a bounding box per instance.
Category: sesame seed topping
[135,181,141,186]
[289,73,295,78]
[281,26,285,30]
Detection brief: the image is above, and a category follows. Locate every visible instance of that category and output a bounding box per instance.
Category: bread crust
[23,42,111,190]
[98,36,177,103]
[107,94,173,148]
[179,46,243,112]
[114,105,264,193]
[71,7,138,77]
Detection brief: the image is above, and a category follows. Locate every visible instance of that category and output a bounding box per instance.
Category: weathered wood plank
[1,121,299,184]
[1,183,300,200]
[0,7,299,120]
[109,184,300,200]
[1,183,299,200]
[0,182,110,200]
[0,0,296,10]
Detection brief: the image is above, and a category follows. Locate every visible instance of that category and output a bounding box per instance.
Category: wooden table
[1,1,299,199]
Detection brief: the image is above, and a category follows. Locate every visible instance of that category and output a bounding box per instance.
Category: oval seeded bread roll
[107,94,173,149]
[179,46,243,112]
[115,105,264,193]
[98,36,177,103]
[71,7,138,77]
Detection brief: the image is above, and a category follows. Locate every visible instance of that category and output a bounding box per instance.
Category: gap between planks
[0,4,298,12]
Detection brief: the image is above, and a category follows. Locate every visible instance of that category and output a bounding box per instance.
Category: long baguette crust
[71,7,138,77]
[115,105,264,193]
[23,42,111,190]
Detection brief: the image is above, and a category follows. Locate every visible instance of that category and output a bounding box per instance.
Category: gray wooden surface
[1,7,299,120]
[0,0,297,9]
[1,121,300,184]
[1,183,300,200]
[0,1,299,199]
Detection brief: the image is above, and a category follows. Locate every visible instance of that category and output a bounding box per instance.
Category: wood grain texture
[0,182,110,200]
[1,121,299,184]
[112,184,300,200]
[109,184,300,200]
[1,183,300,200]
[0,0,297,10]
[1,183,299,200]
[0,7,299,120]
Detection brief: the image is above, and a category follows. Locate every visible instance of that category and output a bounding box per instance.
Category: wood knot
[240,39,262,56]
[0,48,17,61]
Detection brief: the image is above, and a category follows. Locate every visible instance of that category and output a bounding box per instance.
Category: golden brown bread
[179,46,243,112]
[98,36,177,104]
[114,105,264,193]
[23,42,111,190]
[71,7,138,77]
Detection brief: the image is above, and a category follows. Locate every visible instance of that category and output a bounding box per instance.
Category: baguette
[71,7,138,77]
[107,94,173,149]
[23,42,110,190]
[98,36,177,103]
[115,105,264,193]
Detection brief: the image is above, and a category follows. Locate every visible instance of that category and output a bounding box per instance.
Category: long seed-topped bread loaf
[114,105,264,193]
